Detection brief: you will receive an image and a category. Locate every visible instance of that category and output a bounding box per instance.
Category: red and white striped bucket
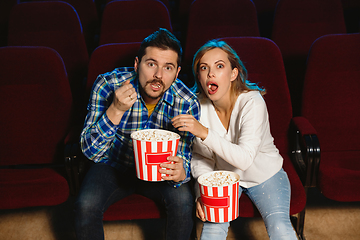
[131,129,180,182]
[198,171,240,223]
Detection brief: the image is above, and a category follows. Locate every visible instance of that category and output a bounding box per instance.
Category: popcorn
[131,129,180,141]
[199,171,239,187]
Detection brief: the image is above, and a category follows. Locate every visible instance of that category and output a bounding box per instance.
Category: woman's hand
[172,114,208,141]
[196,197,206,222]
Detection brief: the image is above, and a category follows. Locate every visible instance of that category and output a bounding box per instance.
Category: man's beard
[140,79,166,100]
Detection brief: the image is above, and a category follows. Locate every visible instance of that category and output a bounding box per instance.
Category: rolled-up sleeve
[80,75,118,161]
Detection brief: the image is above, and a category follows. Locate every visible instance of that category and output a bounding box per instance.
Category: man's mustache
[146,79,165,88]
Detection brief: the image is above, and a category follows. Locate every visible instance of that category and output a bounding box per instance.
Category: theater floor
[0,188,359,240]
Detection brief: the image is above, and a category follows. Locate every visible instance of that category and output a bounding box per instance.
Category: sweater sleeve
[191,151,215,199]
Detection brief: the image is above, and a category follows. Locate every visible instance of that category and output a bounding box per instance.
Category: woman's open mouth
[207,81,218,94]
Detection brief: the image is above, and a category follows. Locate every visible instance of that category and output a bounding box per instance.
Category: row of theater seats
[1,0,359,118]
[1,0,360,238]
[1,34,359,239]
[1,0,360,52]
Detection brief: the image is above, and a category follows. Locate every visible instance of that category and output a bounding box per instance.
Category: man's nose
[154,67,163,79]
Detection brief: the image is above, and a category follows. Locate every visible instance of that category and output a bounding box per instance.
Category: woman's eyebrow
[214,59,226,64]
[200,59,225,65]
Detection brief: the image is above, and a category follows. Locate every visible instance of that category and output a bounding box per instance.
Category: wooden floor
[0,188,359,240]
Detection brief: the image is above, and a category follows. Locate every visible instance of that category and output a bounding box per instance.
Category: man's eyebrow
[165,62,176,68]
[145,58,176,68]
[144,58,157,62]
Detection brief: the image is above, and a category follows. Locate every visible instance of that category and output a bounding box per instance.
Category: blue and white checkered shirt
[80,67,200,187]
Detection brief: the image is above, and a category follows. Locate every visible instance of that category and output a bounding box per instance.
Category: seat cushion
[0,168,69,209]
[103,194,164,221]
[319,151,360,202]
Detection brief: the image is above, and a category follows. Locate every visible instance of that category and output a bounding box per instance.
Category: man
[74,28,200,240]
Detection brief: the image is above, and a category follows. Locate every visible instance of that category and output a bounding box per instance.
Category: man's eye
[165,66,173,71]
[217,64,224,68]
[148,62,155,67]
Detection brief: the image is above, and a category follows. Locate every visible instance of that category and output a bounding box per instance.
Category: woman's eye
[200,66,207,71]
[217,64,224,69]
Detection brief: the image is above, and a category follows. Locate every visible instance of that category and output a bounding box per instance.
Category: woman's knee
[265,214,297,240]
[200,222,230,240]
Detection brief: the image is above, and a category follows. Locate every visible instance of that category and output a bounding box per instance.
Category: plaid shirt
[80,67,200,188]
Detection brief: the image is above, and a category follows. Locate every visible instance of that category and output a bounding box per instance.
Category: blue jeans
[200,169,298,240]
[74,163,194,240]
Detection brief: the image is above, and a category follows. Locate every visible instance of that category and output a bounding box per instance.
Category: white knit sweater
[191,91,283,197]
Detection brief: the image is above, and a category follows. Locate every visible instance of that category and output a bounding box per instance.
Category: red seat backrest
[272,0,346,60]
[0,46,72,166]
[219,37,292,154]
[8,1,89,106]
[86,42,141,103]
[302,33,360,152]
[184,0,260,66]
[99,0,172,45]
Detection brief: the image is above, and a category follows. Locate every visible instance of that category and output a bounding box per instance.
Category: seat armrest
[292,116,317,136]
[64,125,85,195]
[64,140,92,196]
[65,142,77,195]
[291,117,321,188]
[64,141,92,195]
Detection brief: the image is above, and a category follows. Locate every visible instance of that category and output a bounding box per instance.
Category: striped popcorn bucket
[198,171,240,223]
[131,129,180,182]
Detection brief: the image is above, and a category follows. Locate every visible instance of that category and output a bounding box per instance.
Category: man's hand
[106,80,136,124]
[159,156,186,182]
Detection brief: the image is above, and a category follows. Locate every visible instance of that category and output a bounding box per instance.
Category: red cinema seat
[0,46,73,209]
[299,33,360,202]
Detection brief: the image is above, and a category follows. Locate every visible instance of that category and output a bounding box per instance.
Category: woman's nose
[208,68,215,78]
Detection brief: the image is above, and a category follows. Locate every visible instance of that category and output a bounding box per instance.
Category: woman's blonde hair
[192,39,266,98]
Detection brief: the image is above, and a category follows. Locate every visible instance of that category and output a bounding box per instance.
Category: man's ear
[175,66,181,79]
[134,57,139,73]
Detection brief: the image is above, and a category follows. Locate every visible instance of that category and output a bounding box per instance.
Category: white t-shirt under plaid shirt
[80,67,201,188]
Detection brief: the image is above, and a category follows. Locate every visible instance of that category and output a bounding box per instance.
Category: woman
[171,40,297,240]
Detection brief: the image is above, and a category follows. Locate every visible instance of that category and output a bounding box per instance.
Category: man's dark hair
[137,28,182,67]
